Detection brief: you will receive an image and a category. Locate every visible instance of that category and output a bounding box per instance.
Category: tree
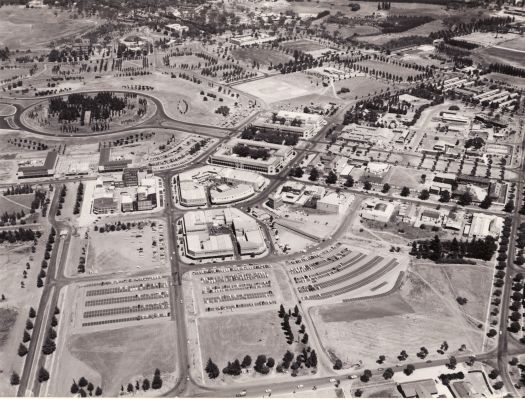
[504,201,515,213]
[23,330,31,343]
[439,190,451,203]
[326,171,337,184]
[29,307,36,318]
[95,387,103,396]
[26,319,34,330]
[127,383,134,393]
[447,356,457,369]
[333,359,342,370]
[309,168,319,181]
[377,355,386,364]
[419,189,430,200]
[42,336,56,355]
[404,364,415,376]
[71,382,79,394]
[479,195,492,209]
[354,389,363,397]
[278,304,286,318]
[457,192,473,206]
[10,372,20,386]
[205,358,220,379]
[241,355,252,368]
[254,355,269,374]
[382,183,391,193]
[383,368,394,379]
[18,343,28,357]
[363,181,372,191]
[344,175,354,187]
[310,350,318,368]
[267,357,275,368]
[291,167,304,178]
[87,382,94,393]
[38,367,49,383]
[400,187,410,197]
[78,377,88,387]
[152,369,162,389]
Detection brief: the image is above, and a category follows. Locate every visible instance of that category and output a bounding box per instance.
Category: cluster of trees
[0,228,39,244]
[48,92,127,124]
[410,235,498,262]
[379,15,433,34]
[38,228,57,288]
[429,16,513,41]
[56,185,67,216]
[242,128,299,147]
[0,210,27,226]
[119,369,161,394]
[188,139,209,156]
[17,306,39,361]
[488,63,525,79]
[73,182,84,215]
[464,137,485,150]
[31,189,48,216]
[232,144,270,160]
[439,371,464,386]
[71,377,102,397]
[42,307,60,355]
[3,184,33,196]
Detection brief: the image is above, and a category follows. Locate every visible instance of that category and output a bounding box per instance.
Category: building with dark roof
[17,151,58,179]
[98,148,132,172]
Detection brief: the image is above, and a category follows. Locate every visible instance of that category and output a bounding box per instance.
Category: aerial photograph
[0,0,524,397]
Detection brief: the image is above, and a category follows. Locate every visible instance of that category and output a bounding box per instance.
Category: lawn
[474,46,525,69]
[0,194,33,214]
[67,322,177,396]
[357,19,445,46]
[0,6,99,49]
[280,39,328,52]
[0,104,16,117]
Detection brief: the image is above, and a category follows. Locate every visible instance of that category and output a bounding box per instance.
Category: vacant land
[281,39,328,52]
[197,310,292,380]
[383,166,425,189]
[63,322,177,396]
[310,268,486,368]
[84,222,168,275]
[0,6,99,49]
[358,19,445,46]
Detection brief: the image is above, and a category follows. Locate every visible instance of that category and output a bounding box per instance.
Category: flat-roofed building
[230,33,277,46]
[251,110,325,139]
[98,148,132,172]
[209,139,293,175]
[361,199,396,223]
[92,196,118,215]
[399,379,438,398]
[210,184,255,205]
[317,192,353,214]
[442,112,469,125]
[17,151,59,179]
[182,208,266,259]
[469,213,503,238]
[179,181,207,207]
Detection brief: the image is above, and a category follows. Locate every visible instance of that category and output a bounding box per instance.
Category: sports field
[231,47,292,66]
[333,76,394,100]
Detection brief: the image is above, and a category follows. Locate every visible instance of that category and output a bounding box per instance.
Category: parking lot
[73,275,172,331]
[190,264,286,314]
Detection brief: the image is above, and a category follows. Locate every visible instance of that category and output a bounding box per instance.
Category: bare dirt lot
[0,6,99,49]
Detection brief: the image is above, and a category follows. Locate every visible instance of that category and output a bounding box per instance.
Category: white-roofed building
[468,213,503,238]
[210,184,255,204]
[317,192,353,214]
[361,199,396,223]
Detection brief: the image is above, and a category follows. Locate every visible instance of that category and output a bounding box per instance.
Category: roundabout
[19,91,157,136]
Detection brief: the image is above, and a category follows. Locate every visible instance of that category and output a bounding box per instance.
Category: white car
[265,389,272,393]
[329,378,336,383]
[296,384,304,389]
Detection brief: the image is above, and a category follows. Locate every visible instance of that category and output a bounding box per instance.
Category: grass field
[0,194,33,214]
[357,19,445,46]
[383,166,425,189]
[325,23,381,39]
[355,60,421,79]
[474,46,525,69]
[68,322,177,396]
[0,308,17,348]
[310,268,486,368]
[197,310,292,378]
[499,36,525,51]
[231,47,292,66]
[334,76,394,99]
[0,6,99,49]
[281,39,328,52]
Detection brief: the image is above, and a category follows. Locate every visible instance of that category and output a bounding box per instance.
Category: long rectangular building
[18,151,58,179]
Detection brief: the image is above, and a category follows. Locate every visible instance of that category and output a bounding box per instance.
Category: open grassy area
[197,310,294,380]
[231,47,292,67]
[310,267,486,369]
[474,46,525,69]
[357,19,445,46]
[334,76,394,99]
[66,322,177,396]
[281,39,328,52]
[0,308,17,348]
[355,60,422,79]
[0,6,99,49]
[0,104,16,117]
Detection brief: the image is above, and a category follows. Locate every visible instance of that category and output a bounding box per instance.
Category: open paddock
[280,39,329,52]
[474,46,525,69]
[333,76,395,100]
